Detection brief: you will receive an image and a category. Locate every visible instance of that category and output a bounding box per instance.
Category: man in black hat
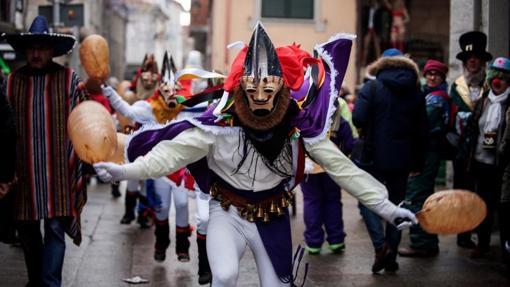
[1,16,87,287]
[449,31,493,249]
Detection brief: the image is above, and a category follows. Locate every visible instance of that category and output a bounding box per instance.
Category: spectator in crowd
[449,31,493,249]
[462,56,510,258]
[398,59,450,258]
[1,16,87,286]
[0,80,17,244]
[352,48,427,273]
[497,57,510,267]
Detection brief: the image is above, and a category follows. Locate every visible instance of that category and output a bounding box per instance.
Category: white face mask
[159,81,178,108]
[241,75,283,116]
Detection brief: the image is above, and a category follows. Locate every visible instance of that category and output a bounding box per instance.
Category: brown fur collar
[367,56,420,85]
[233,87,291,131]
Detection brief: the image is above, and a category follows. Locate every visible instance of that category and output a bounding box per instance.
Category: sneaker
[329,243,345,254]
[305,246,321,255]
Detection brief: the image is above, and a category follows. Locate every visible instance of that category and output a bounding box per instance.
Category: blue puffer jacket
[353,56,428,173]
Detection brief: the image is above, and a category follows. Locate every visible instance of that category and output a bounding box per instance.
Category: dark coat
[0,81,16,183]
[352,56,427,173]
[462,90,510,171]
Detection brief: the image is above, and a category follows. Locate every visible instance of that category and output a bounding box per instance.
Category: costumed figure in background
[384,0,409,52]
[300,93,357,255]
[119,54,160,227]
[102,52,224,282]
[94,23,417,287]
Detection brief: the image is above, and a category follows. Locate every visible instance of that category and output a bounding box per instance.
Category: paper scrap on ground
[122,276,149,284]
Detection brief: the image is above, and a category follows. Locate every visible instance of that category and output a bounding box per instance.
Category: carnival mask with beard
[232,80,297,178]
[235,76,290,131]
[159,81,179,108]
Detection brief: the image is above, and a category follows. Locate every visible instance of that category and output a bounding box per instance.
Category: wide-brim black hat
[456,31,492,62]
[1,16,75,57]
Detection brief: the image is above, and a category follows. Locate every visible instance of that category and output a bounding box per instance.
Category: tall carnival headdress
[243,22,282,84]
[160,51,177,89]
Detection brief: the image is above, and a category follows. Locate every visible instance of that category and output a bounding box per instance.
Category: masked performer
[95,23,416,287]
[118,54,160,227]
[102,52,223,274]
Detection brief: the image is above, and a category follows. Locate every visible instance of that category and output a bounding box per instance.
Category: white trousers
[207,200,289,287]
[153,177,189,226]
[195,190,210,234]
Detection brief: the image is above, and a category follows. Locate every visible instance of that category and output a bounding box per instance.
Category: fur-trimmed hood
[367,56,420,90]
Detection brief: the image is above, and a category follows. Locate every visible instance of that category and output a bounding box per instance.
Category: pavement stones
[0,179,509,286]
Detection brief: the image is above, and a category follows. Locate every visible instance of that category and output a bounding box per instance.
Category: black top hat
[1,16,75,57]
[456,31,493,62]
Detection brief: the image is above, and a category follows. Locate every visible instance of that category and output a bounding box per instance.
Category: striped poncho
[3,62,87,245]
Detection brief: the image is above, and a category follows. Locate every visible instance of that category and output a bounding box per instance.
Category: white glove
[389,207,418,230]
[101,85,117,99]
[94,162,127,182]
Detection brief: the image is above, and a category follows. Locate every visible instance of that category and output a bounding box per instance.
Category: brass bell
[270,201,278,213]
[256,206,264,218]
[220,199,231,211]
[277,206,285,216]
[247,212,255,222]
[287,191,295,200]
[263,212,270,223]
[280,197,289,207]
[239,207,248,218]
[210,186,218,197]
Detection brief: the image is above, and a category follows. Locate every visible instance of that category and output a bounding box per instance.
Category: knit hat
[382,48,402,57]
[487,57,510,83]
[423,59,448,77]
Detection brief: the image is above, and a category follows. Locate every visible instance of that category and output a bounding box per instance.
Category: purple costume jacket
[126,35,353,282]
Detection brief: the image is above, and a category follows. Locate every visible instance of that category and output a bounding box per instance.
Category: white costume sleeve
[104,86,155,124]
[305,138,398,221]
[124,127,213,179]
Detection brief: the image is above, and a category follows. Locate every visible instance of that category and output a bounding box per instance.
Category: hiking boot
[176,225,192,262]
[120,191,138,224]
[197,233,212,285]
[111,182,121,198]
[154,219,170,262]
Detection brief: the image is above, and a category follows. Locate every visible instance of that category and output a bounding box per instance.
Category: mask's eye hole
[264,88,274,94]
[246,88,257,93]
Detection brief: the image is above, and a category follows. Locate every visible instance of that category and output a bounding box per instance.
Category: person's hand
[93,162,127,182]
[390,207,418,230]
[0,176,17,199]
[0,183,10,199]
[101,85,117,99]
[409,171,421,177]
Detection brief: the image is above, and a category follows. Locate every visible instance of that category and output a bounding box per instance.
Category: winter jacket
[352,56,427,173]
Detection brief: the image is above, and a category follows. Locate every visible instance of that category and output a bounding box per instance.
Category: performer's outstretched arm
[102,86,154,124]
[305,138,417,229]
[94,127,213,181]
